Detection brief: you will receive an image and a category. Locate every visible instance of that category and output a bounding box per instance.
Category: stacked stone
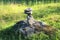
[18,8,47,37]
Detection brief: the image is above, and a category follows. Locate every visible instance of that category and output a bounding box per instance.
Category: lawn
[0,1,60,40]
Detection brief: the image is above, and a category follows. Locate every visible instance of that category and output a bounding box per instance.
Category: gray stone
[16,8,47,37]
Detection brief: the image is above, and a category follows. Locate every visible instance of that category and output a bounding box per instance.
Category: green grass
[0,2,60,40]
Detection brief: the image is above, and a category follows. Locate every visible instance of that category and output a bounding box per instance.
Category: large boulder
[14,8,57,38]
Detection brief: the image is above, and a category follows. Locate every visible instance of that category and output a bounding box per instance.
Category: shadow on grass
[0,21,26,40]
[0,26,18,40]
[0,20,32,40]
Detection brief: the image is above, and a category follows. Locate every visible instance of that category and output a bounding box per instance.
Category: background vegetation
[0,0,60,40]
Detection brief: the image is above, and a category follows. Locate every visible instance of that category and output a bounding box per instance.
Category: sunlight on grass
[0,3,60,30]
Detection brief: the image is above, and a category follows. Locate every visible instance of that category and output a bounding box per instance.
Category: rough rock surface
[15,8,57,37]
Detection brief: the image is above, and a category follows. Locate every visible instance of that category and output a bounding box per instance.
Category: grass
[0,2,60,40]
